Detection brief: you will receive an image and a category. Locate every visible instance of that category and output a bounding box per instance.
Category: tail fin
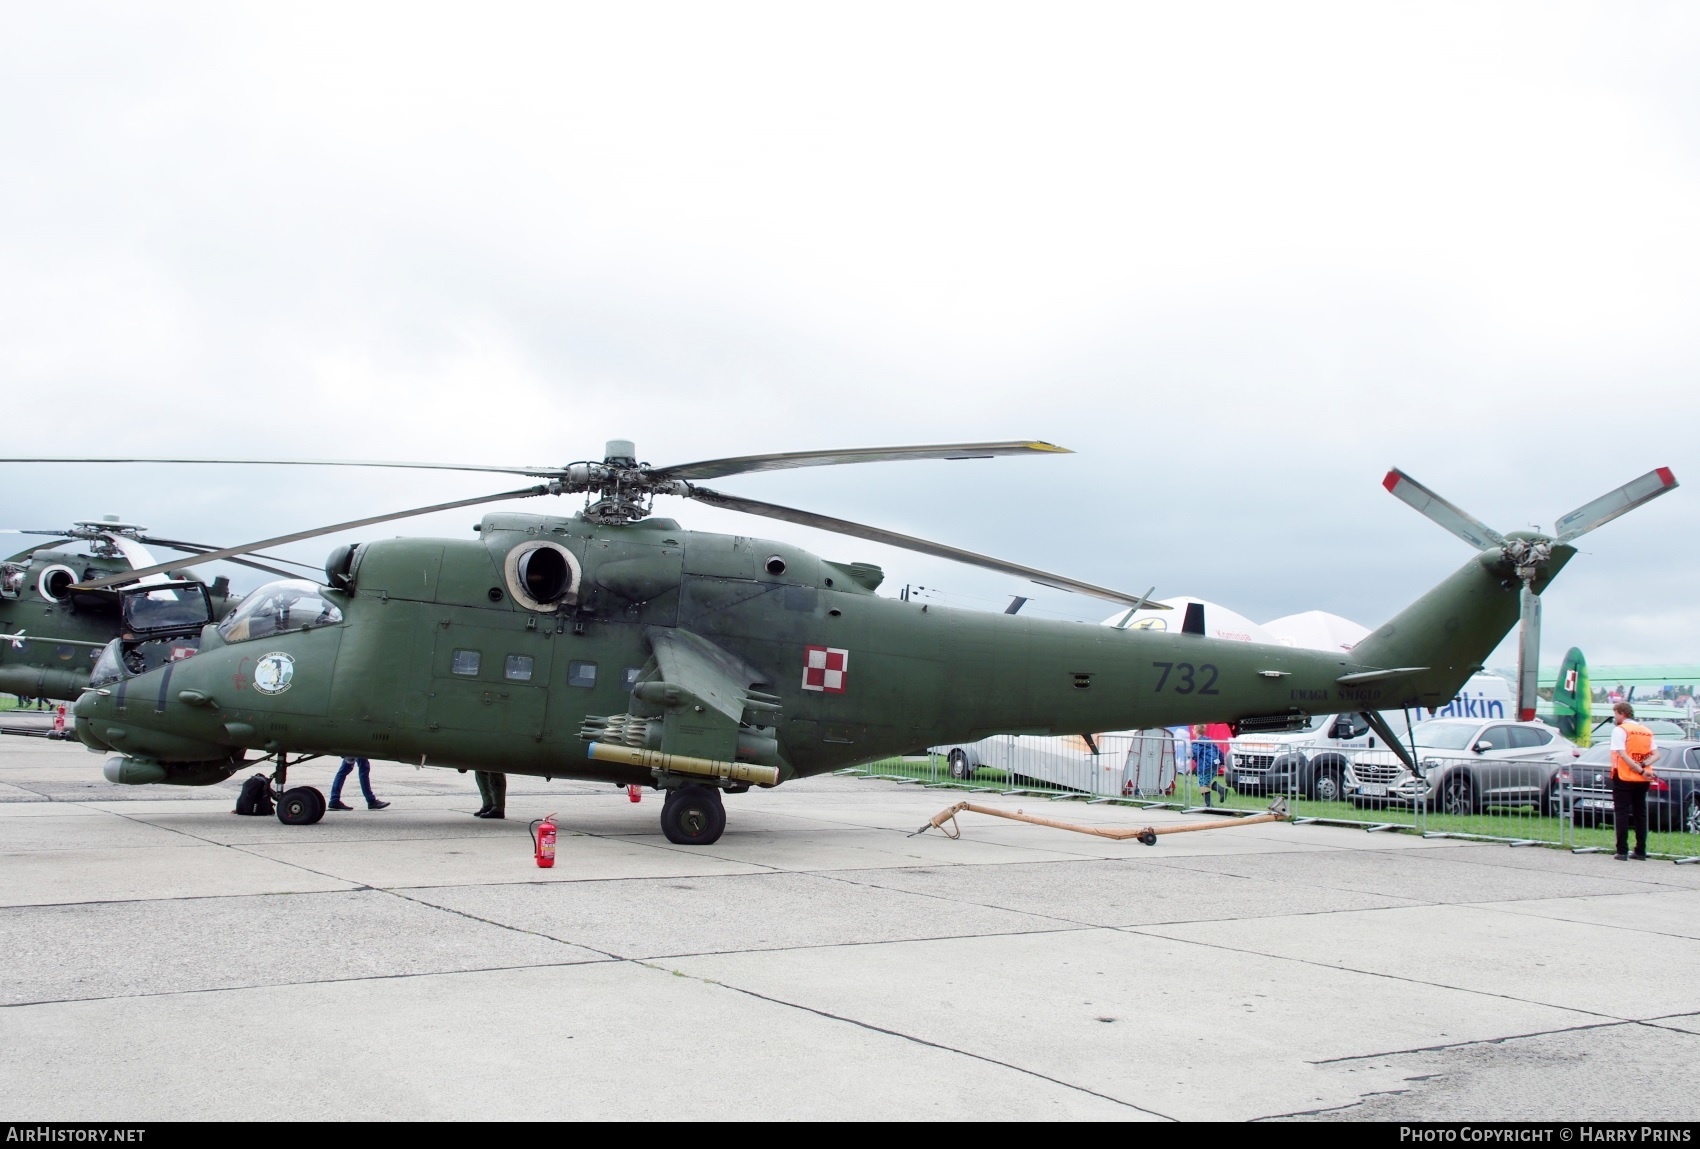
[1348,545,1575,711]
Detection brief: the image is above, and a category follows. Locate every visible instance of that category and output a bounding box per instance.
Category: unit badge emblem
[252,652,296,696]
[801,645,848,694]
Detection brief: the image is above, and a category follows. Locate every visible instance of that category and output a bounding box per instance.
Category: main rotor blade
[1381,469,1505,550]
[653,441,1070,482]
[685,486,1164,609]
[137,539,322,583]
[139,536,323,572]
[0,456,560,477]
[71,486,551,590]
[1553,466,1679,543]
[179,553,318,583]
[0,530,75,537]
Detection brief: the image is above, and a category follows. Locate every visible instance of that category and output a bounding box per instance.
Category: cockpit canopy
[216,580,342,644]
[121,582,213,637]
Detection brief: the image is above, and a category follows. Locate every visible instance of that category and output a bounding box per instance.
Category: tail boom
[1346,545,1575,711]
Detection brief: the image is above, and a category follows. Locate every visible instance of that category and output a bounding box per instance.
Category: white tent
[1262,610,1369,653]
[1100,600,1370,654]
[1100,597,1279,645]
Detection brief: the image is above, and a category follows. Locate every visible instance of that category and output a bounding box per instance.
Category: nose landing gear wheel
[660,783,726,845]
[277,786,326,825]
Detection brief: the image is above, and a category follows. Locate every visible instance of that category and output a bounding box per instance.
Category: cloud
[2,0,1695,671]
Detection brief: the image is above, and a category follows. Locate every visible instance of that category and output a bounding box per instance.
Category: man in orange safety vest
[1609,702,1660,861]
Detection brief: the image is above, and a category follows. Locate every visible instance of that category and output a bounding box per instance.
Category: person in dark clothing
[328,757,389,811]
[474,770,506,819]
[1192,724,1229,807]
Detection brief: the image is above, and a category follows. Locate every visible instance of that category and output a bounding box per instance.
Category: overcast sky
[2,1,1695,668]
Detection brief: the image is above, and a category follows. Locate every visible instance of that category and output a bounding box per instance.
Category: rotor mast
[576,439,687,525]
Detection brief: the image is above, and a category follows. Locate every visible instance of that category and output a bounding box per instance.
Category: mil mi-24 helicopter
[0,517,321,705]
[9,441,1678,844]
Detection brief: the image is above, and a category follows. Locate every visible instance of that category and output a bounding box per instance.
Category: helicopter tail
[1345,544,1575,713]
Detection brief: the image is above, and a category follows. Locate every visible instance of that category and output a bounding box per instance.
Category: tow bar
[911,796,1290,845]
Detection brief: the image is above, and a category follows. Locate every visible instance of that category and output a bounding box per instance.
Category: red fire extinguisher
[627,784,642,803]
[52,705,66,735]
[530,813,557,869]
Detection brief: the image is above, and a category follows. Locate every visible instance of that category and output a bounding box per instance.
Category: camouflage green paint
[71,512,1558,789]
[0,546,236,701]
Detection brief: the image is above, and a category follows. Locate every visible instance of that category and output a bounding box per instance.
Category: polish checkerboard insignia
[801,645,848,693]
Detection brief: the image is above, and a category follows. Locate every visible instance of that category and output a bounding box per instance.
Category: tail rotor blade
[1382,469,1506,550]
[1553,467,1679,543]
[1517,586,1542,722]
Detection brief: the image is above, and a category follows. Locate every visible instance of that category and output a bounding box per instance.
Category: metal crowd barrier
[849,734,1700,862]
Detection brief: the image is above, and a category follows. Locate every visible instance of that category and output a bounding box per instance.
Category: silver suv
[1346,718,1578,815]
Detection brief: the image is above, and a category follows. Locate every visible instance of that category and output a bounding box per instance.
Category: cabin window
[451,649,482,677]
[123,583,213,635]
[568,661,597,689]
[622,666,642,691]
[504,654,534,682]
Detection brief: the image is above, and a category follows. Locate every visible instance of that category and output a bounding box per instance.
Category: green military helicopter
[0,517,317,706]
[21,442,1678,844]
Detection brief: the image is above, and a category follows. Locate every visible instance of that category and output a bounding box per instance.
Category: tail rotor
[1383,466,1678,723]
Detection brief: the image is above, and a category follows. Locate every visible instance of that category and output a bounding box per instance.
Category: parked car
[1346,718,1577,815]
[1564,740,1700,833]
[1230,673,1515,803]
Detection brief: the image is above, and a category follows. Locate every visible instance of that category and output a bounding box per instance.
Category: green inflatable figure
[1552,646,1591,748]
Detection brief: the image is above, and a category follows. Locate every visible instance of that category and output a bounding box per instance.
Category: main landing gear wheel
[661,783,726,846]
[948,749,972,780]
[277,786,326,825]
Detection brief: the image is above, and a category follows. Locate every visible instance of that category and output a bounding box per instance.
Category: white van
[1228,674,1516,802]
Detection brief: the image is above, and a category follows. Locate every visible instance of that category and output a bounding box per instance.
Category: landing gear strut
[271,755,326,826]
[660,783,726,845]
